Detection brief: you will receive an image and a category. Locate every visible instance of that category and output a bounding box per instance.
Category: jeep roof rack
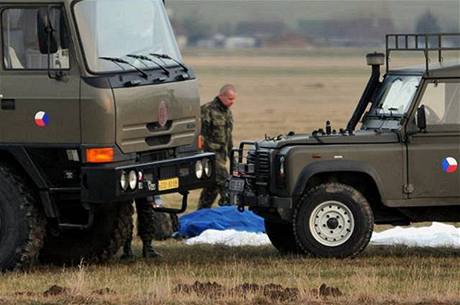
[386,33,460,74]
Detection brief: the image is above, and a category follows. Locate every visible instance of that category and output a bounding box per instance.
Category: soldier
[198,84,236,209]
[121,197,162,259]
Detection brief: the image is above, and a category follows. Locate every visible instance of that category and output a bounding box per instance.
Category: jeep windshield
[73,0,182,74]
[362,75,422,130]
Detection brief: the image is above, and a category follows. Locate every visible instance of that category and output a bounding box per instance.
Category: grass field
[1,48,459,305]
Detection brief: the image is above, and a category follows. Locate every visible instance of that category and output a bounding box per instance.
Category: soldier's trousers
[135,198,156,243]
[198,158,229,209]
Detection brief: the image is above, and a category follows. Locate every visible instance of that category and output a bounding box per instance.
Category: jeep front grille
[247,149,270,188]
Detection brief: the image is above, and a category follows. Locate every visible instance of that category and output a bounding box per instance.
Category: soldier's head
[218,84,237,108]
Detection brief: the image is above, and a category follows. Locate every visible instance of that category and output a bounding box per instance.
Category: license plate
[229,178,245,192]
[158,177,179,191]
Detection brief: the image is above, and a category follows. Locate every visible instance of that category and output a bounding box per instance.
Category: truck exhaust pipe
[346,52,385,133]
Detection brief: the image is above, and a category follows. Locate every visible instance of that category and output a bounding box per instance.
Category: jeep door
[0,6,80,144]
[407,80,460,200]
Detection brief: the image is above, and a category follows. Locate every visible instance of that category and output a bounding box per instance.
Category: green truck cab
[229,33,460,258]
[0,0,214,270]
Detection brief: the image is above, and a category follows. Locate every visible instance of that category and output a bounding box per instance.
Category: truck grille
[120,117,196,153]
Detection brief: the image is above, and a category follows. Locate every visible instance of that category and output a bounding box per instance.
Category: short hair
[219,84,236,95]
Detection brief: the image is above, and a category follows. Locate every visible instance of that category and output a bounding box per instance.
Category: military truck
[229,33,460,258]
[0,0,215,270]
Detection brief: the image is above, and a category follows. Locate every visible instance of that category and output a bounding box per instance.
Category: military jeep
[229,33,460,258]
[0,0,215,271]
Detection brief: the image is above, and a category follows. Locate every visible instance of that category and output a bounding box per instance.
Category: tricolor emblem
[442,157,458,174]
[34,111,49,127]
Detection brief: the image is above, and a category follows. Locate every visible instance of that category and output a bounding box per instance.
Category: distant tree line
[171,9,455,48]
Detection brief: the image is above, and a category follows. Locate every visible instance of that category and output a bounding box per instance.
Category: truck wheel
[0,163,46,271]
[293,183,373,258]
[265,219,303,254]
[40,203,133,265]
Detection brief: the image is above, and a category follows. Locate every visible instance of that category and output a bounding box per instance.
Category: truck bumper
[228,177,292,209]
[81,152,215,203]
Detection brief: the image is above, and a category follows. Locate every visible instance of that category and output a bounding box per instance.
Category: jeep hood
[258,130,400,149]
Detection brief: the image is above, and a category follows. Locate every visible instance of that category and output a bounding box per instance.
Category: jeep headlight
[195,160,204,179]
[279,156,286,177]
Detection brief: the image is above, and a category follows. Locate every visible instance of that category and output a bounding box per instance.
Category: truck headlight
[128,170,138,190]
[120,171,128,191]
[203,158,212,177]
[195,160,203,179]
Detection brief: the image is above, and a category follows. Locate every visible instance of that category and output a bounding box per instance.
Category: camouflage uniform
[198,97,233,209]
[122,198,159,258]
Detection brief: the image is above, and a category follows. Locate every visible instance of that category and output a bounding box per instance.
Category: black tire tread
[0,162,46,271]
[264,219,304,255]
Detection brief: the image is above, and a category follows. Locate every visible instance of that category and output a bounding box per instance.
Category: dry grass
[1,49,458,305]
[1,243,459,305]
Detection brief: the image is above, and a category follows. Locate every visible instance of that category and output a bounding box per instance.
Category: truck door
[0,6,80,144]
[407,80,460,200]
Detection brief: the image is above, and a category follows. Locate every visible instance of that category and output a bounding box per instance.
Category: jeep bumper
[81,152,215,203]
[228,177,292,209]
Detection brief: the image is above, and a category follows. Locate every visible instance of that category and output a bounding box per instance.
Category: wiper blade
[127,54,170,77]
[99,56,148,79]
[149,53,189,73]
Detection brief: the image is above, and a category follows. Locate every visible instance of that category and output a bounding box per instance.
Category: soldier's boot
[121,238,135,260]
[142,240,161,258]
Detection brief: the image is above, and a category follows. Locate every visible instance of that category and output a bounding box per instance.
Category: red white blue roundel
[34,111,49,127]
[442,157,458,174]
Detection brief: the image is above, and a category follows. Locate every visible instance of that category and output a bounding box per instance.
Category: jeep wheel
[293,183,373,258]
[0,163,46,271]
[265,219,303,254]
[40,202,133,265]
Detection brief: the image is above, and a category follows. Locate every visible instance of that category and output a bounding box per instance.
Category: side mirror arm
[416,105,427,133]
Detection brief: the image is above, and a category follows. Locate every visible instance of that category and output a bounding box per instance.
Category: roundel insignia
[442,157,458,174]
[34,111,49,127]
[158,101,168,128]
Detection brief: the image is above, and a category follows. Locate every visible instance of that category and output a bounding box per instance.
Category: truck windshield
[73,0,181,74]
[362,75,421,130]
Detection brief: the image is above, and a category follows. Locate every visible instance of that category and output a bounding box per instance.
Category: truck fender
[292,160,385,202]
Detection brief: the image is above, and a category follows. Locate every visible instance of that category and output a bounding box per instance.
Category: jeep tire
[0,163,46,271]
[265,219,303,254]
[40,202,133,265]
[293,183,373,258]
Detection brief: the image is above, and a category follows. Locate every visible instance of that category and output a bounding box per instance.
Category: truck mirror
[416,105,427,131]
[37,9,58,54]
[59,13,70,50]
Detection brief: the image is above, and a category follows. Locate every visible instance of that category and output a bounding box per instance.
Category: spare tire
[150,212,179,241]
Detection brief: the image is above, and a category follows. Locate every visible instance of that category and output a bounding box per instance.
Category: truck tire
[0,163,46,271]
[264,219,303,255]
[40,202,133,265]
[293,183,373,258]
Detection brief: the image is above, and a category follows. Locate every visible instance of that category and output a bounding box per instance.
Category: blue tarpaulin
[178,206,265,238]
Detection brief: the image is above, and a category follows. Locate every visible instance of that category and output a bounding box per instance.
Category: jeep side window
[2,8,70,70]
[419,82,460,128]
